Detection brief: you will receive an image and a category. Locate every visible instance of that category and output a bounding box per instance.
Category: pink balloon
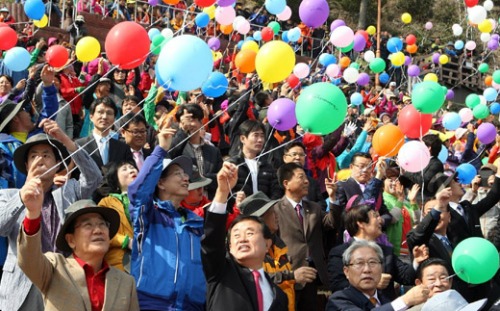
[397,141,431,173]
[459,107,474,122]
[277,5,291,21]
[215,6,236,25]
[330,25,354,48]
[267,98,297,131]
[237,19,251,34]
[425,21,433,30]
[326,64,340,78]
[465,40,477,51]
[293,62,310,79]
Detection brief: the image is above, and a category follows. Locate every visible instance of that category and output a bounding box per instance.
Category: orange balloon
[485,75,493,86]
[372,124,405,157]
[339,56,351,68]
[406,44,418,54]
[163,0,180,4]
[220,24,233,35]
[235,49,256,73]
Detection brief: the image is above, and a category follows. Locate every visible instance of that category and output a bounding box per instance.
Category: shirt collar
[286,196,302,208]
[73,253,109,275]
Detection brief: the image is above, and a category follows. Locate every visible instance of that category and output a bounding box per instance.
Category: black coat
[76,135,134,172]
[326,286,393,311]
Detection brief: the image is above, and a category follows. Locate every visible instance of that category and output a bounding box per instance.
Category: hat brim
[56,206,120,253]
[459,298,487,311]
[162,156,193,178]
[0,102,23,133]
[247,200,280,217]
[13,136,71,175]
[188,177,212,190]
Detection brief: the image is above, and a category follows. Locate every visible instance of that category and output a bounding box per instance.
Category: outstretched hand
[213,162,238,203]
[158,115,176,151]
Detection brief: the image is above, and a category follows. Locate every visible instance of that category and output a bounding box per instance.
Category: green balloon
[465,93,480,109]
[452,237,499,284]
[296,82,347,135]
[268,21,281,35]
[473,104,490,119]
[150,42,162,55]
[493,70,500,84]
[152,34,165,46]
[369,58,386,74]
[411,81,446,114]
[339,42,354,53]
[478,63,489,73]
[349,62,360,70]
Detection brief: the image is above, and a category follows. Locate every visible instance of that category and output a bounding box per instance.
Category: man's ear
[283,179,289,190]
[343,266,349,279]
[415,279,422,286]
[65,233,75,250]
[265,238,272,251]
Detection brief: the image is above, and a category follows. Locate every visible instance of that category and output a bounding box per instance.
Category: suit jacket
[326,286,394,311]
[273,197,339,287]
[328,240,416,300]
[17,228,139,311]
[0,147,102,311]
[76,135,134,171]
[202,211,288,311]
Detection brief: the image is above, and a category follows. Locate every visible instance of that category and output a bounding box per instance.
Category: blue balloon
[387,37,403,53]
[483,87,498,102]
[202,71,228,97]
[4,47,31,72]
[24,0,45,20]
[332,78,341,85]
[438,144,448,163]
[456,163,477,184]
[195,12,210,28]
[237,40,244,49]
[244,36,255,42]
[281,31,290,43]
[157,35,213,92]
[455,40,464,50]
[350,92,363,106]
[254,31,262,41]
[264,0,286,15]
[287,28,301,42]
[379,72,390,84]
[491,102,500,114]
[319,53,337,67]
[148,28,161,41]
[442,112,462,130]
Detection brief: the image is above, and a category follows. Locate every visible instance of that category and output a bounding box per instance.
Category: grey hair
[342,240,384,266]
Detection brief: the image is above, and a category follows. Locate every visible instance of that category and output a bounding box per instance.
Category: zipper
[174,230,179,285]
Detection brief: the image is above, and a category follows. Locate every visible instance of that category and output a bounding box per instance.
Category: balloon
[293,63,310,79]
[453,24,463,36]
[438,144,448,163]
[481,33,491,43]
[325,64,340,78]
[268,21,281,34]
[439,55,449,64]
[397,141,431,173]
[207,37,220,51]
[0,26,17,50]
[372,124,405,157]
[287,74,300,88]
[473,104,490,119]
[195,0,216,7]
[405,34,416,45]
[353,34,367,52]
[299,0,329,28]
[425,21,433,30]
[217,0,235,6]
[491,102,500,114]
[319,53,337,67]
[160,28,173,40]
[75,36,100,62]
[364,50,375,63]
[379,72,389,84]
[295,83,347,135]
[493,70,500,83]
[484,0,494,10]
[446,89,455,100]
[201,71,228,97]
[339,42,354,53]
[366,25,376,35]
[24,0,45,20]
[401,12,412,24]
[267,98,297,131]
[452,237,499,284]
[195,12,210,27]
[478,63,489,73]
[387,37,403,53]
[343,67,359,84]
[330,26,355,48]
[465,0,479,7]
[232,15,246,29]
[391,52,405,66]
[241,41,259,54]
[215,6,236,25]
[459,108,474,122]
[468,5,487,24]
[477,122,497,144]
[369,58,385,73]
[488,39,499,50]
[485,75,493,86]
[105,22,149,69]
[255,41,295,83]
[148,0,159,5]
[350,92,363,106]
[484,87,498,101]
[465,40,477,50]
[3,47,31,72]
[237,19,251,34]
[157,35,213,91]
[465,94,480,108]
[423,73,438,82]
[261,27,274,41]
[339,56,351,68]
[398,105,433,138]
[234,49,256,73]
[148,28,160,41]
[265,0,286,15]
[163,0,179,4]
[277,6,292,21]
[33,15,48,28]
[455,40,464,50]
[407,65,420,77]
[45,45,69,68]
[330,19,346,32]
[442,112,462,130]
[478,19,493,33]
[357,73,370,86]
[456,163,477,184]
[287,27,301,42]
[412,81,446,113]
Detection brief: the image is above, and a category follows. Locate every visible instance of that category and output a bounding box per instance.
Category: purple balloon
[267,98,297,131]
[299,0,329,28]
[432,53,440,64]
[477,122,496,144]
[353,34,366,52]
[446,89,455,100]
[217,0,235,6]
[207,37,220,51]
[404,56,411,66]
[488,39,499,50]
[357,73,370,86]
[491,34,499,41]
[407,65,420,77]
[148,0,159,5]
[330,19,346,32]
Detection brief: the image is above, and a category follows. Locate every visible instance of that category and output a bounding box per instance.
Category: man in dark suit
[202,162,288,311]
[119,114,152,171]
[326,240,429,311]
[273,162,340,311]
[76,97,134,173]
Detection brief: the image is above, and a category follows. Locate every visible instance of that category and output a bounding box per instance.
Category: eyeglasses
[352,163,372,171]
[347,260,382,269]
[125,129,147,136]
[167,171,189,179]
[75,220,110,231]
[285,152,306,158]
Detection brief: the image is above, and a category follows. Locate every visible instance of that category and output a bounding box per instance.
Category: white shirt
[93,131,111,164]
[245,158,259,194]
[252,268,273,311]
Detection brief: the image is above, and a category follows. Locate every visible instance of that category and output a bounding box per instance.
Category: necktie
[456,204,468,223]
[369,296,378,306]
[252,270,263,311]
[295,204,304,228]
[440,236,453,257]
[100,137,109,165]
[133,151,143,170]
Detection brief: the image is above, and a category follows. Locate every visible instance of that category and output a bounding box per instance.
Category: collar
[285,196,302,208]
[73,253,109,275]
[362,291,380,303]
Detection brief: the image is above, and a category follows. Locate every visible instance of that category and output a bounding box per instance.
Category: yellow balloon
[212,50,222,61]
[75,36,101,62]
[241,41,259,53]
[478,19,493,33]
[390,52,405,66]
[439,55,449,64]
[255,41,295,83]
[401,13,412,24]
[424,73,438,82]
[33,15,48,28]
[366,25,376,35]
[203,5,216,19]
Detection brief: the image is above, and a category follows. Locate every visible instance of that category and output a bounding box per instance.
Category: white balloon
[293,62,310,79]
[452,24,463,36]
[484,0,494,11]
[330,25,355,48]
[326,64,340,78]
[232,16,246,29]
[468,6,487,24]
[479,95,487,105]
[161,28,174,39]
[481,32,491,42]
[277,6,292,21]
[493,80,500,90]
[364,50,375,63]
[237,19,251,35]
[343,67,359,84]
[489,18,497,29]
[465,40,477,50]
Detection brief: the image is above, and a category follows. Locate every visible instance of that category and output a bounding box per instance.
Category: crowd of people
[1,1,500,311]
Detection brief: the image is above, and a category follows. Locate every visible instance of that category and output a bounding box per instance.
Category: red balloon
[287,73,299,88]
[355,30,369,43]
[398,104,433,138]
[45,45,69,68]
[195,0,216,7]
[0,26,18,50]
[105,22,149,69]
[0,22,9,28]
[405,34,416,45]
[464,0,478,7]
[261,27,274,42]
